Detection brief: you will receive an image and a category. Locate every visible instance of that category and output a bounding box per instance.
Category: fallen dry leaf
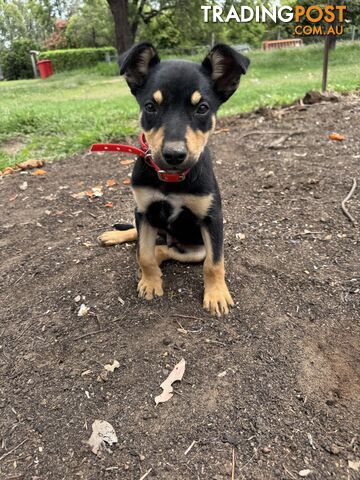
[71,191,87,199]
[120,159,134,166]
[30,169,47,176]
[122,178,131,185]
[87,419,118,456]
[17,159,44,170]
[92,186,103,197]
[78,304,90,317]
[2,167,15,175]
[105,201,113,208]
[214,127,230,134]
[86,189,95,198]
[329,133,346,141]
[104,360,120,372]
[106,179,117,187]
[155,358,186,405]
[348,460,360,471]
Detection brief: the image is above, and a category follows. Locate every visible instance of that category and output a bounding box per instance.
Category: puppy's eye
[196,103,209,115]
[145,102,156,113]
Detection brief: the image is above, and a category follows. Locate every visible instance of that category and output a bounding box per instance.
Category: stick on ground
[341,178,357,225]
[231,447,235,480]
[0,439,28,462]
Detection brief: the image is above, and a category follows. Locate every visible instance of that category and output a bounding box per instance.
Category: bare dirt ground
[1,94,359,480]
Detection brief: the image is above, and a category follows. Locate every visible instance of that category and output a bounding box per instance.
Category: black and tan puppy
[100,42,250,316]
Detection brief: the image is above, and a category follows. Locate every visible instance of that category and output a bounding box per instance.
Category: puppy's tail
[99,224,137,246]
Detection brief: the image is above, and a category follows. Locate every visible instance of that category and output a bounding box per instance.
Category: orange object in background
[37,60,53,79]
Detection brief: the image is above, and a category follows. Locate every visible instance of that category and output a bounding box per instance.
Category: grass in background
[1,41,359,170]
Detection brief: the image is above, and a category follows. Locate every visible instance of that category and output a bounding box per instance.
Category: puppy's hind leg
[155,245,206,266]
[99,224,137,246]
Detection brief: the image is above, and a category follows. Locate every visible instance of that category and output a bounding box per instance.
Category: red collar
[90,133,190,183]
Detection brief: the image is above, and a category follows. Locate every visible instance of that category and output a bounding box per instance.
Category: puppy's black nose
[162,142,187,166]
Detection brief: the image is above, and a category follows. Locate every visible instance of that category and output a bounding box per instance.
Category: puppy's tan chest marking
[132,187,213,219]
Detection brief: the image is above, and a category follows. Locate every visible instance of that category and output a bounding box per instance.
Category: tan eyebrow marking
[191,90,201,105]
[153,90,163,104]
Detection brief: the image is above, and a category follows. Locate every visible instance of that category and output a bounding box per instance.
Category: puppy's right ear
[120,42,160,94]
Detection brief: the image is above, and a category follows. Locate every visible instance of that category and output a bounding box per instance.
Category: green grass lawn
[1,41,359,170]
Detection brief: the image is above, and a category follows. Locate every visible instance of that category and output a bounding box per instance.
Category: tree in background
[1,38,38,79]
[66,0,114,48]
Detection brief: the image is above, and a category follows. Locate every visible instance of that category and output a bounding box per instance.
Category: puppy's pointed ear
[120,42,160,93]
[202,44,250,102]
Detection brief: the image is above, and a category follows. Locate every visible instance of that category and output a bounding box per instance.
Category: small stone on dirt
[19,181,28,191]
[78,304,90,317]
[299,469,312,477]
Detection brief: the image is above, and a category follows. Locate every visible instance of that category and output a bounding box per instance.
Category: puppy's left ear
[202,44,250,102]
[120,42,160,94]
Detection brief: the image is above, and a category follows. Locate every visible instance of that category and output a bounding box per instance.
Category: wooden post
[322,35,331,92]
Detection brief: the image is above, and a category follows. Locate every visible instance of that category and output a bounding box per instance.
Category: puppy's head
[120,42,250,171]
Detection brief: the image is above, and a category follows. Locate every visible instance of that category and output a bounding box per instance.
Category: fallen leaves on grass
[2,167,16,175]
[120,159,134,166]
[87,420,118,456]
[104,360,120,372]
[155,358,186,405]
[122,178,131,185]
[30,169,47,176]
[78,304,90,317]
[17,159,45,170]
[106,179,117,187]
[329,133,346,141]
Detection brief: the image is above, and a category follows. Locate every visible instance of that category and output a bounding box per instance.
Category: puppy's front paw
[203,284,234,317]
[98,231,123,246]
[138,276,163,300]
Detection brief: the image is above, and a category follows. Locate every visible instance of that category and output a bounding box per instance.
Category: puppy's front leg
[201,215,234,316]
[136,212,163,300]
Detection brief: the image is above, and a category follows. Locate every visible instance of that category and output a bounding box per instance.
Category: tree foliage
[1,38,38,79]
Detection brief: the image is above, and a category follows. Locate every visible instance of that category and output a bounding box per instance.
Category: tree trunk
[107,0,133,55]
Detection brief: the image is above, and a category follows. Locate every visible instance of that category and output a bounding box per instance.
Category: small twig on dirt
[170,313,205,322]
[205,339,227,347]
[184,440,196,456]
[307,433,316,450]
[239,130,305,141]
[238,452,256,473]
[139,468,152,480]
[73,329,108,341]
[88,212,97,218]
[268,130,307,149]
[14,323,32,343]
[341,178,357,226]
[231,447,236,480]
[214,128,230,135]
[283,464,297,480]
[0,438,28,462]
[176,321,188,334]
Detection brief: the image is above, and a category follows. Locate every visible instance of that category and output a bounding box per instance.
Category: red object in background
[37,60,53,79]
